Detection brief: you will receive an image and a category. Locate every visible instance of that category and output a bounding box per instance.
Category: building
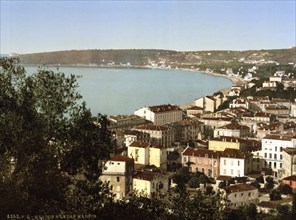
[214,122,250,138]
[123,130,150,147]
[264,105,290,117]
[149,145,167,171]
[199,116,233,138]
[208,136,261,154]
[195,96,217,112]
[100,155,134,200]
[282,175,296,189]
[128,141,150,165]
[133,171,169,197]
[225,184,259,209]
[229,98,250,109]
[108,115,149,129]
[186,106,204,116]
[134,104,183,126]
[282,148,296,178]
[181,147,221,178]
[134,124,174,147]
[168,118,204,143]
[262,133,296,178]
[220,148,253,177]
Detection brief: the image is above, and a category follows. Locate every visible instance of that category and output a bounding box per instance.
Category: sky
[0,0,295,54]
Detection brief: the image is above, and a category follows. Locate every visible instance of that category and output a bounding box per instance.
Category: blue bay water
[24,67,232,115]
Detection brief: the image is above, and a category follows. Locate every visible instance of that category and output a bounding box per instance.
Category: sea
[24,66,232,116]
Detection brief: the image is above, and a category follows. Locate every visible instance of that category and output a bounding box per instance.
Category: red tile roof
[133,171,159,181]
[282,175,296,181]
[182,147,222,158]
[129,141,149,148]
[221,148,251,159]
[218,123,250,130]
[225,184,257,193]
[148,104,181,113]
[136,124,169,131]
[110,155,134,162]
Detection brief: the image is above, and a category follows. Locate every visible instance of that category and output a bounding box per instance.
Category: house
[262,132,296,178]
[127,141,167,171]
[208,136,261,153]
[128,141,150,165]
[108,114,149,129]
[225,184,259,209]
[134,124,174,147]
[186,106,204,116]
[168,118,204,143]
[282,175,296,189]
[133,171,169,197]
[213,122,250,138]
[199,116,233,138]
[195,96,216,112]
[100,155,134,200]
[181,146,221,178]
[149,145,167,171]
[256,122,284,139]
[220,148,253,177]
[134,104,183,126]
[264,105,290,117]
[229,98,250,109]
[282,148,296,178]
[122,130,150,147]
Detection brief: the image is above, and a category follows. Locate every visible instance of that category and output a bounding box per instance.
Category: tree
[265,176,275,190]
[279,183,293,195]
[0,57,113,216]
[270,189,282,201]
[188,176,200,188]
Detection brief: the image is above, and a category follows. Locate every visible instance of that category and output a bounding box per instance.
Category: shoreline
[23,64,246,112]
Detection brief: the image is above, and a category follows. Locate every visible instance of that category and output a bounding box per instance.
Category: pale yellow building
[133,171,169,197]
[149,145,167,171]
[128,141,149,165]
[208,136,241,151]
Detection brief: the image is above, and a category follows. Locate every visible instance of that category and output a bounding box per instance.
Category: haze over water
[25,67,232,115]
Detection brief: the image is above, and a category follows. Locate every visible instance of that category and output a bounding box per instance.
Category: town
[102,69,296,213]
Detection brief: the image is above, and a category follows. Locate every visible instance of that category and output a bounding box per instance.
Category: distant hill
[17,48,296,76]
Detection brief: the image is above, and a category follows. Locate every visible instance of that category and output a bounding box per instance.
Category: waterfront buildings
[134,104,183,126]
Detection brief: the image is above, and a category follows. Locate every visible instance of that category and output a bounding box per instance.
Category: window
[274,162,276,169]
[280,163,282,168]
[241,193,243,196]
[269,153,272,159]
[280,147,283,152]
[117,177,120,182]
[274,154,277,160]
[248,192,251,196]
[264,153,267,158]
[224,159,226,165]
[234,194,237,197]
[231,169,233,175]
[280,155,282,160]
[238,161,240,166]
[275,147,277,152]
[231,160,234,166]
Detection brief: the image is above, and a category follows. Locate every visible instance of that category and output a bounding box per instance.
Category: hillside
[17,47,296,77]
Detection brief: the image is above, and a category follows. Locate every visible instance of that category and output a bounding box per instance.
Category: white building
[262,133,296,178]
[229,98,250,109]
[214,122,250,138]
[220,148,253,177]
[225,184,259,209]
[134,104,182,126]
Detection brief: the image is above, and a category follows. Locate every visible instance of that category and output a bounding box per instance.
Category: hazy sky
[1,0,295,54]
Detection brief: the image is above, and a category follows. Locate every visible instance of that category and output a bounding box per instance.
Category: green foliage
[265,176,275,190]
[270,189,282,201]
[0,57,113,216]
[279,184,293,195]
[188,176,200,188]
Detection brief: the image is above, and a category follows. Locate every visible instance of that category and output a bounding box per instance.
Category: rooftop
[225,184,257,193]
[182,147,221,158]
[135,124,169,131]
[129,141,149,148]
[110,155,134,162]
[148,104,181,113]
[221,148,251,159]
[282,175,296,181]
